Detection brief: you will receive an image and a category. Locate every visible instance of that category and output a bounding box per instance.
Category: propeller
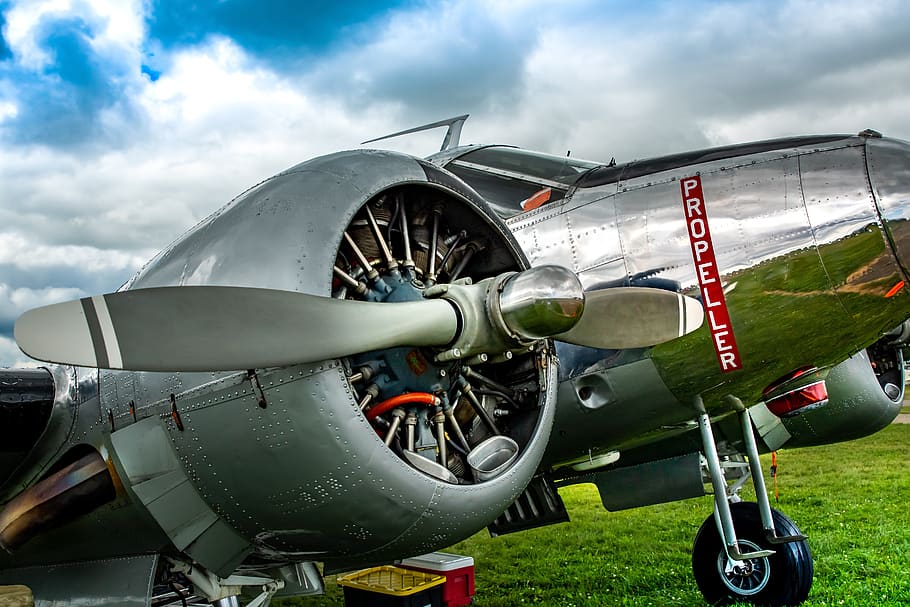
[557,287,704,349]
[14,267,703,372]
[14,287,458,373]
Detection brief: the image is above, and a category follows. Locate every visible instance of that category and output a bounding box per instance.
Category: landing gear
[161,558,289,607]
[692,396,813,606]
[693,502,813,606]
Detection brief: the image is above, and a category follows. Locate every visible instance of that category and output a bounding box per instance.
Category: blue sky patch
[0,8,11,61]
[1,13,139,147]
[141,64,161,81]
[147,0,417,67]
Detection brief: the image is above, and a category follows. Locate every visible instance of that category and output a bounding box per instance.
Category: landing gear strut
[691,398,813,606]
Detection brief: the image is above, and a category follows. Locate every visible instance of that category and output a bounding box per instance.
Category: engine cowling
[106,150,558,573]
[762,340,903,448]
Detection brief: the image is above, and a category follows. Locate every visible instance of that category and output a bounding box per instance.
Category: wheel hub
[717,539,771,596]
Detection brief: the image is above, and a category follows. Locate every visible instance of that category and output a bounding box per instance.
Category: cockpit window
[458,147,600,185]
[443,146,601,218]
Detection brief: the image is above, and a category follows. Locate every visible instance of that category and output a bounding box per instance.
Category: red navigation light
[762,366,815,396]
[765,381,828,417]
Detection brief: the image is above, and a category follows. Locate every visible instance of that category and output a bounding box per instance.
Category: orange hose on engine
[366,392,439,421]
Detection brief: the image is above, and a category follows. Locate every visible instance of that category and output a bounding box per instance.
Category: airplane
[0,114,908,607]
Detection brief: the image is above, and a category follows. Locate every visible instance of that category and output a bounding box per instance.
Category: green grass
[282,425,910,606]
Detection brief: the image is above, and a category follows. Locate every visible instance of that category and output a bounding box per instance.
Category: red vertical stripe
[680,176,742,373]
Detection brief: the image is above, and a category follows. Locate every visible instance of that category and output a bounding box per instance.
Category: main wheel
[692,502,813,606]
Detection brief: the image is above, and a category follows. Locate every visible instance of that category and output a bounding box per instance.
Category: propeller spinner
[14,265,703,372]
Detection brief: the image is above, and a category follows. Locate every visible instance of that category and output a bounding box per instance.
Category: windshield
[456,146,599,185]
[443,146,601,218]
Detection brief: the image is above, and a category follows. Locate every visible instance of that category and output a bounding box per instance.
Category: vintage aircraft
[0,115,908,607]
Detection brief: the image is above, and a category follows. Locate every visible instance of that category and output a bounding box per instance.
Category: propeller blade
[14,286,458,372]
[556,287,704,349]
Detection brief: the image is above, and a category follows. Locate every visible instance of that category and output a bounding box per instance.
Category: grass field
[282,425,910,607]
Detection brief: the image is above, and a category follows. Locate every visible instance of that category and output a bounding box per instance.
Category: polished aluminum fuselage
[485,135,910,463]
[3,134,910,584]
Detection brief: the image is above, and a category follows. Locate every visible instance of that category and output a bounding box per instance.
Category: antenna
[362,114,470,152]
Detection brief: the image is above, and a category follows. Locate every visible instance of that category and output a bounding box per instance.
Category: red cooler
[399,552,475,607]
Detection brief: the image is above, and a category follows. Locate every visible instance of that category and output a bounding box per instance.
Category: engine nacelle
[99,149,558,574]
[0,369,55,488]
[757,341,903,449]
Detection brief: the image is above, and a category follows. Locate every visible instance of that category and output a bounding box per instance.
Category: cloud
[439,0,910,162]
[142,1,561,128]
[0,1,147,149]
[0,228,146,327]
[0,32,408,321]
[1,0,910,366]
[0,282,86,334]
[0,334,31,367]
[304,1,572,123]
[0,231,147,274]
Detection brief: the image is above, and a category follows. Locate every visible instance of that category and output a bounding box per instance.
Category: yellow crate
[0,585,34,607]
[337,565,445,597]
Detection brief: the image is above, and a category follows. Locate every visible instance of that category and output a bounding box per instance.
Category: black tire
[692,502,813,606]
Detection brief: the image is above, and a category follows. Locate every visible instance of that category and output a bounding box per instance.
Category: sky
[1,0,909,366]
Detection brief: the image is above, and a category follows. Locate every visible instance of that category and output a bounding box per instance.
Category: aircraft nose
[867,136,910,280]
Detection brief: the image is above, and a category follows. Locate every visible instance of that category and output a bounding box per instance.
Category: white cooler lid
[400,552,475,572]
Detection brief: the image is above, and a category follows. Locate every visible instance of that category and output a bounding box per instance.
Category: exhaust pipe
[0,449,115,552]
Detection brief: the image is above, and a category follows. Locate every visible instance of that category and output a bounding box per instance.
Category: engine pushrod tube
[438,230,466,275]
[343,232,379,282]
[448,242,479,282]
[364,205,398,271]
[457,377,500,435]
[358,384,379,411]
[434,411,447,466]
[427,209,441,284]
[384,408,406,447]
[405,412,417,452]
[332,265,368,297]
[444,405,470,452]
[463,366,515,396]
[399,201,415,269]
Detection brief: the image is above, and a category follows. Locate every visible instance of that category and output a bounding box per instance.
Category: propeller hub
[430,265,587,363]
[498,265,585,340]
